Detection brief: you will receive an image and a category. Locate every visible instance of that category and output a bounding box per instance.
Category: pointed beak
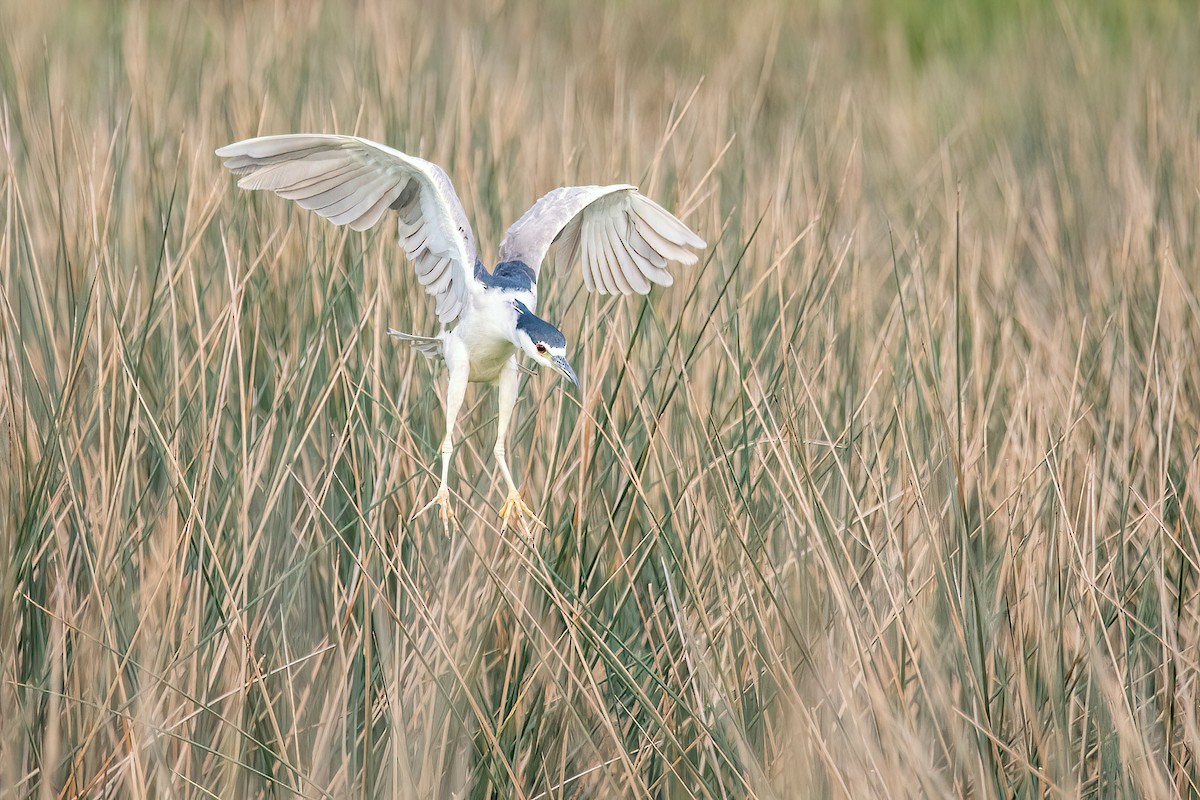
[551,355,579,388]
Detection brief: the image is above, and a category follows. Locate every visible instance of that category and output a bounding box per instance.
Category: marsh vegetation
[2,1,1198,796]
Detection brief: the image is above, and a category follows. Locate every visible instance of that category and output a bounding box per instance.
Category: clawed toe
[412,487,455,535]
[410,487,544,536]
[498,492,544,535]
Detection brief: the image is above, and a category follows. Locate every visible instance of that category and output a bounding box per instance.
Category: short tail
[386,329,443,361]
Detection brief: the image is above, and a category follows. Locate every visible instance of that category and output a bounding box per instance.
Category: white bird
[217,134,705,531]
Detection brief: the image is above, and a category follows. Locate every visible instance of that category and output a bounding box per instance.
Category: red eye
[536,344,547,353]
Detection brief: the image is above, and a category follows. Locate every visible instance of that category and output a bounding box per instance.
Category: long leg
[413,339,469,531]
[495,357,543,532]
[438,360,469,491]
[494,356,521,496]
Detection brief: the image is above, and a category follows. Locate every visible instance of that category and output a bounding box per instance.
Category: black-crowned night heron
[217,134,705,531]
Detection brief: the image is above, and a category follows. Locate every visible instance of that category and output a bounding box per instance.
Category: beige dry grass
[1,0,1198,797]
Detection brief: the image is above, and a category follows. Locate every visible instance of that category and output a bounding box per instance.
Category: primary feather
[216,134,477,324]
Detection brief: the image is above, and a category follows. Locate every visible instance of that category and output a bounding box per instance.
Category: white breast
[454,289,527,383]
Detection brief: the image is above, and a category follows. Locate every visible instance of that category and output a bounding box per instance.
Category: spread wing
[498,185,706,295]
[216,134,477,323]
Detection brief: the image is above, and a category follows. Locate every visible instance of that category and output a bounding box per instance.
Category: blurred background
[1,0,1198,797]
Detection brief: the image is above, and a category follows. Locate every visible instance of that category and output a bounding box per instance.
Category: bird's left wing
[216,134,477,323]
[498,185,705,295]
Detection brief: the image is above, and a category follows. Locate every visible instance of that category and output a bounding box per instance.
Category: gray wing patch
[497,184,705,295]
[498,186,631,277]
[478,260,536,291]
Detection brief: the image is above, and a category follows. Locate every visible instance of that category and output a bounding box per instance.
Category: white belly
[452,288,531,383]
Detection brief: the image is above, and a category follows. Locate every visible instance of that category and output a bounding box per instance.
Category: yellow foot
[412,486,455,535]
[498,492,545,535]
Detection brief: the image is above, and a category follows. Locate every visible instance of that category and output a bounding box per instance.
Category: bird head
[512,301,579,388]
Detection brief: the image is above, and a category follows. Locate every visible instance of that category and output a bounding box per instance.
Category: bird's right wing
[217,134,476,323]
[498,185,705,295]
